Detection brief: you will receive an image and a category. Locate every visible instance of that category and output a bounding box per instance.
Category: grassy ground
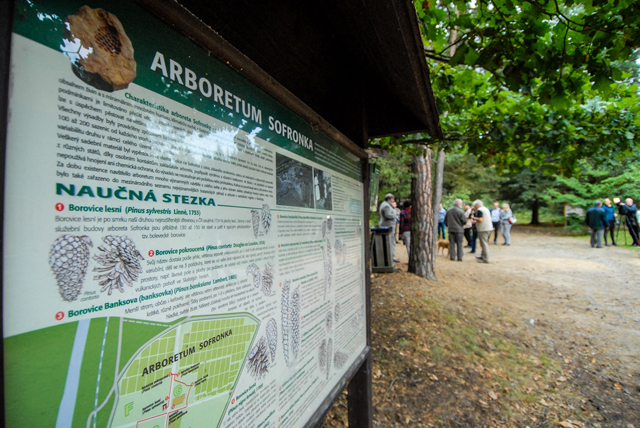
[323,273,597,427]
[323,226,640,427]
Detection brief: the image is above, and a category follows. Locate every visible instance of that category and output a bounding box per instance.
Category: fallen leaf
[429,373,439,381]
[556,420,582,428]
[564,357,572,364]
[613,383,623,390]
[404,416,412,424]
[488,390,498,400]
[533,374,541,381]
[591,358,597,363]
[557,376,567,382]
[479,399,488,407]
[540,398,550,406]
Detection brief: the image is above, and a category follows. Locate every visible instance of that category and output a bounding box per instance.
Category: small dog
[437,239,449,256]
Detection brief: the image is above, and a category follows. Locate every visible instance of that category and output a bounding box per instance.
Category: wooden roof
[173,0,443,146]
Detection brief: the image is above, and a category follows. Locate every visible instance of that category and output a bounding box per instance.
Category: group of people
[443,199,515,263]
[585,197,639,248]
[379,193,515,265]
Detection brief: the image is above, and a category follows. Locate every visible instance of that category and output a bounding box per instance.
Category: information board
[3,1,367,427]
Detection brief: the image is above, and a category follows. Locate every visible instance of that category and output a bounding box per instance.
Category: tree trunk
[409,147,436,280]
[431,148,445,269]
[531,200,540,225]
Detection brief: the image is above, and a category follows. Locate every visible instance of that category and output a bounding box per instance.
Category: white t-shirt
[475,206,494,232]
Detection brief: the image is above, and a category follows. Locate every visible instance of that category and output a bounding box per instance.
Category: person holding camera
[618,198,639,247]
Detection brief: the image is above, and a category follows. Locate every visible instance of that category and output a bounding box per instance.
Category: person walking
[472,200,494,263]
[444,199,467,261]
[379,193,400,262]
[602,198,617,246]
[399,201,412,261]
[438,204,447,239]
[490,202,501,244]
[585,200,607,248]
[500,203,513,246]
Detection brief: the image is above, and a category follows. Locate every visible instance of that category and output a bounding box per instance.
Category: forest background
[370,0,640,238]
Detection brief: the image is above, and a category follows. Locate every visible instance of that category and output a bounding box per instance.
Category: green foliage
[549,154,640,208]
[431,61,640,174]
[565,213,586,234]
[415,0,640,101]
[412,0,640,176]
[442,152,502,207]
[371,145,414,202]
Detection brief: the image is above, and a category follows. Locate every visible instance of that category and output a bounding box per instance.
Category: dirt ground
[323,228,640,427]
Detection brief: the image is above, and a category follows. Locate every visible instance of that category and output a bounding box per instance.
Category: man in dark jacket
[619,198,639,246]
[585,200,607,248]
[444,199,467,261]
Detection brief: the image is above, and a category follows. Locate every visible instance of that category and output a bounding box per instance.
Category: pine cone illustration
[334,303,341,324]
[326,338,333,380]
[322,220,327,238]
[281,280,291,366]
[334,350,349,369]
[251,210,260,238]
[290,286,301,360]
[334,240,342,264]
[325,310,333,332]
[92,235,143,295]
[326,216,333,232]
[261,204,272,234]
[64,6,136,92]
[246,263,261,289]
[262,263,274,296]
[318,339,327,372]
[325,239,333,293]
[49,235,93,302]
[247,336,269,379]
[266,318,278,363]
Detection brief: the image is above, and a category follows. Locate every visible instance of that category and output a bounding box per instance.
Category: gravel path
[409,229,640,373]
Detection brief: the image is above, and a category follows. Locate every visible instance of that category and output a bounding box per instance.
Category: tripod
[615,218,628,245]
[616,217,640,246]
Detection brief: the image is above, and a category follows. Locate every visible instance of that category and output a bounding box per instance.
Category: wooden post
[348,350,373,428]
[347,112,373,427]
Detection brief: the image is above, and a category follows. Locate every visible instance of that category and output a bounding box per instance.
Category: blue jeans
[470,228,477,252]
[438,221,446,239]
